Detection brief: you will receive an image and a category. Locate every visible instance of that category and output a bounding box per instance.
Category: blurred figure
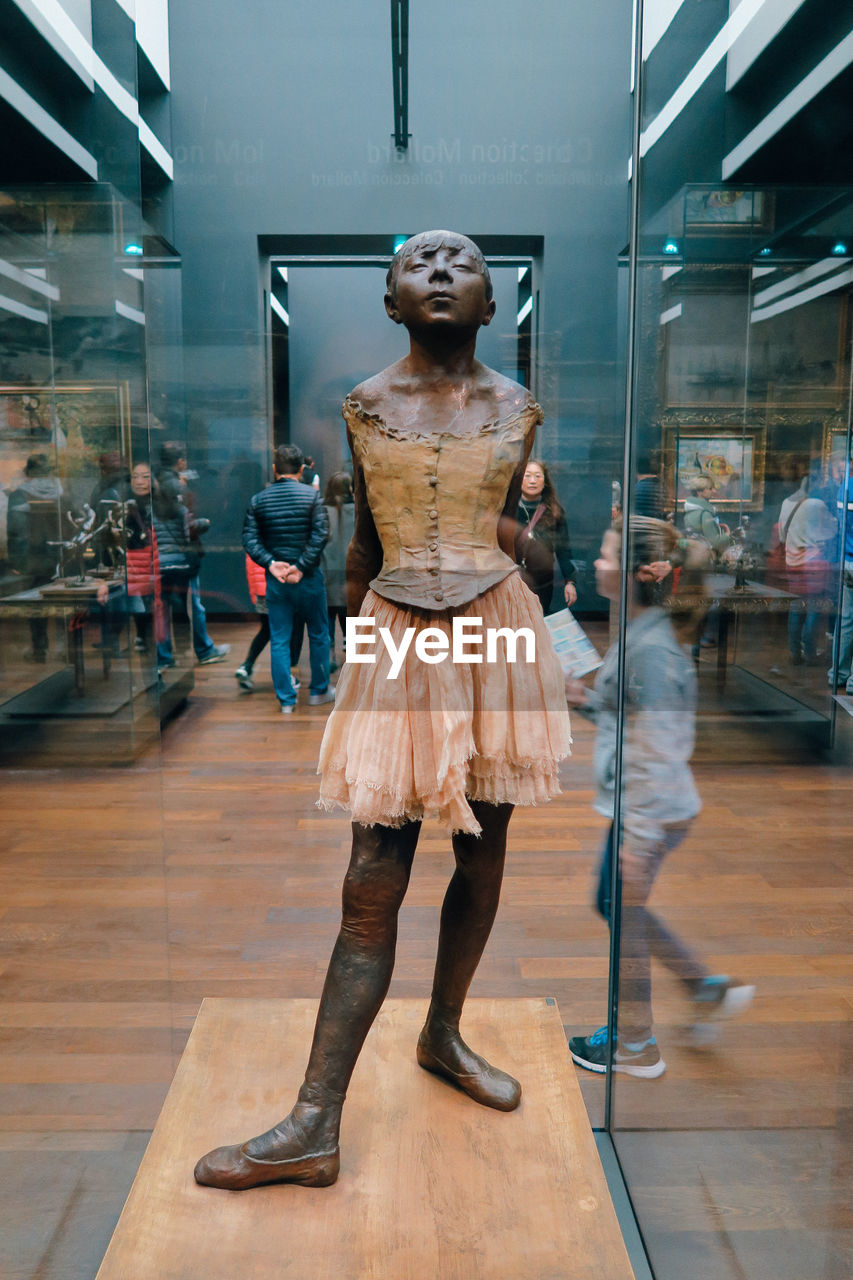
[783,477,836,666]
[234,554,269,692]
[300,454,321,490]
[565,516,753,1077]
[633,448,666,520]
[155,442,229,669]
[124,462,161,654]
[242,444,331,713]
[828,459,853,692]
[322,471,354,668]
[515,459,576,611]
[682,473,730,553]
[6,454,65,661]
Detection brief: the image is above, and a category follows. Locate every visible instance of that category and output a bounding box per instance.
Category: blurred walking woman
[322,471,354,663]
[515,459,576,611]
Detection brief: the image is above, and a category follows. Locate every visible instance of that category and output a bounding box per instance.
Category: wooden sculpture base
[96,997,635,1280]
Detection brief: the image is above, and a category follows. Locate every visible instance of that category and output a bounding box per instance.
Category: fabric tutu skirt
[317,572,572,834]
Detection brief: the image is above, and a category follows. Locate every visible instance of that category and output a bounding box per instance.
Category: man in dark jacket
[243,444,332,712]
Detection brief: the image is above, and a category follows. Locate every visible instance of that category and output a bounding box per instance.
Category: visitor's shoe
[683,975,754,1046]
[308,687,336,706]
[689,975,754,1019]
[291,677,301,691]
[198,643,231,665]
[234,665,255,692]
[569,1026,666,1078]
[134,637,148,652]
[281,704,296,715]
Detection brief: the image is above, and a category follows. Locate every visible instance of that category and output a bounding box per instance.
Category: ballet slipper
[416,1032,521,1111]
[194,1141,340,1190]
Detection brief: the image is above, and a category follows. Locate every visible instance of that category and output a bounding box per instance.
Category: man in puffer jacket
[242,444,331,713]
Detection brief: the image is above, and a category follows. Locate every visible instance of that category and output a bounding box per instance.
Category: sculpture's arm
[345,426,383,615]
[497,420,536,558]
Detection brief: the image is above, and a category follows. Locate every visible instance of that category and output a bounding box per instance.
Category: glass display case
[0,185,190,765]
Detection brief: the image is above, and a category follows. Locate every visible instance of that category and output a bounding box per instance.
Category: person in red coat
[125,463,164,653]
[234,554,270,691]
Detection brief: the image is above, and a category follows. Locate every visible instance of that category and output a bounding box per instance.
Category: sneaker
[308,687,336,706]
[281,703,296,714]
[569,1026,666,1078]
[689,975,755,1019]
[291,677,301,691]
[234,665,255,692]
[134,637,148,652]
[197,643,231,665]
[684,976,754,1047]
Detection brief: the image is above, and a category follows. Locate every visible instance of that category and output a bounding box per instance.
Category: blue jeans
[157,572,217,664]
[596,821,706,1043]
[265,571,329,705]
[828,564,853,690]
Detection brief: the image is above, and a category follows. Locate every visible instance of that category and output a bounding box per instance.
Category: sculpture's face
[387,233,495,333]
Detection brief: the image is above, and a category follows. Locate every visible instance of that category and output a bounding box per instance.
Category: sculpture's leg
[417,801,521,1110]
[194,819,421,1189]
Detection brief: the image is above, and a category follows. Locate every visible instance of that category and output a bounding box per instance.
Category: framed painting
[822,422,851,485]
[0,383,131,490]
[663,421,766,512]
[684,188,774,234]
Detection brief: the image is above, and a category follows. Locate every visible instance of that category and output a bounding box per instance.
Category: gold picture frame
[0,383,131,490]
[662,418,767,512]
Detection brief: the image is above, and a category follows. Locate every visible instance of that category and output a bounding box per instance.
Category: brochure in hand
[543,608,602,678]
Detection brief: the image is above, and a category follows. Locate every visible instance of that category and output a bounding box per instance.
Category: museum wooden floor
[1,620,851,1279]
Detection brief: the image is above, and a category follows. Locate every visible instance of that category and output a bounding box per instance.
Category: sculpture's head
[385,230,495,334]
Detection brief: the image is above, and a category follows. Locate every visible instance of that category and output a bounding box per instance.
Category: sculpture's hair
[386,230,493,302]
[274,443,304,475]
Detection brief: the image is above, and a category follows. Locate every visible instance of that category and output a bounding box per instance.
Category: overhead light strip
[13,0,173,171]
[115,299,145,325]
[517,296,533,326]
[0,257,59,300]
[638,0,769,158]
[751,264,853,323]
[723,29,853,177]
[0,64,98,177]
[753,257,849,306]
[270,294,290,326]
[0,291,48,323]
[660,303,682,325]
[139,118,174,179]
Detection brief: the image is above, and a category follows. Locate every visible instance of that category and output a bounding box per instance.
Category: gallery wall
[165,0,634,608]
